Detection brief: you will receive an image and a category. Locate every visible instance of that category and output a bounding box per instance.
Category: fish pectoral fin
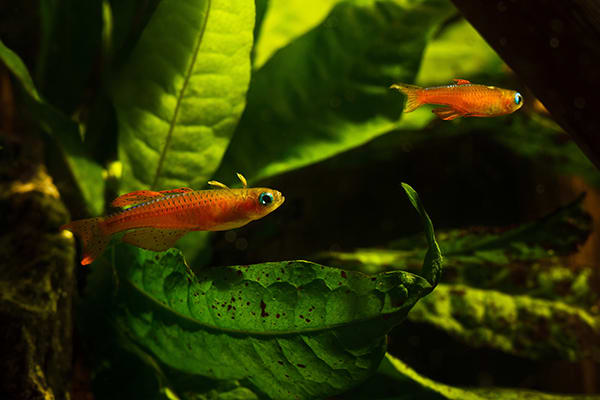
[122,228,189,252]
[432,107,465,120]
[111,188,193,207]
[111,190,163,207]
[453,78,471,85]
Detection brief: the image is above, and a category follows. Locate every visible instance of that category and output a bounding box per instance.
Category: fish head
[242,188,285,220]
[500,88,524,114]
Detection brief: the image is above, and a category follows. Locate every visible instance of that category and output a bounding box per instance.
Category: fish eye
[258,192,274,206]
[514,92,523,105]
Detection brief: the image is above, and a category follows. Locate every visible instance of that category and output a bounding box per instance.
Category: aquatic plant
[1,0,598,399]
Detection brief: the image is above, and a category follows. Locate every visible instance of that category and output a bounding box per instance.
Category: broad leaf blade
[113,0,255,192]
[216,0,453,184]
[108,0,162,68]
[104,184,441,399]
[253,0,341,68]
[114,252,431,399]
[415,18,503,86]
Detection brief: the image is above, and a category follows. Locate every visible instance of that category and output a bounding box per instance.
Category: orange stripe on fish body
[390,79,523,120]
[61,174,285,265]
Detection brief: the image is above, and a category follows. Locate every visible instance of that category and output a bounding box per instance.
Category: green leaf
[108,0,162,69]
[415,18,504,86]
[319,195,594,308]
[216,0,453,184]
[252,0,341,68]
[96,184,441,399]
[0,40,105,215]
[317,191,598,362]
[112,0,255,192]
[409,284,600,361]
[112,254,427,399]
[401,183,442,286]
[0,40,40,101]
[379,353,600,400]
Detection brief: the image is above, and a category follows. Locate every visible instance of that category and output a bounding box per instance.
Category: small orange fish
[390,79,523,120]
[61,173,285,265]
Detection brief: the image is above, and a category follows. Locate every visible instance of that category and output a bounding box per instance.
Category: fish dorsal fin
[111,190,163,207]
[207,180,231,190]
[159,187,193,195]
[111,187,193,208]
[121,228,188,251]
[453,79,471,85]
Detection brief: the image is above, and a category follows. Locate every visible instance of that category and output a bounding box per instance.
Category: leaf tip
[401,182,419,209]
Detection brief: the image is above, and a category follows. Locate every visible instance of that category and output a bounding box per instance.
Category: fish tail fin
[390,83,423,113]
[61,217,109,265]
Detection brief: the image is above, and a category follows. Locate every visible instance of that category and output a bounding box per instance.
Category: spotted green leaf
[113,0,255,193]
[105,183,441,399]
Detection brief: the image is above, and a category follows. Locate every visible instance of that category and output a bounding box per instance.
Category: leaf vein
[151,0,212,190]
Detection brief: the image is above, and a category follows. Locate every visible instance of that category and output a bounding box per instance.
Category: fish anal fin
[159,187,193,195]
[453,79,472,85]
[433,107,465,121]
[121,228,188,252]
[111,190,163,207]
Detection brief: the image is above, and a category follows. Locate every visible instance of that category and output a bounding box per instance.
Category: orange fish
[61,173,285,265]
[390,79,523,120]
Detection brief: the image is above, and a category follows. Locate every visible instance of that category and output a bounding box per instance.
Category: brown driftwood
[451,0,600,170]
[0,72,75,399]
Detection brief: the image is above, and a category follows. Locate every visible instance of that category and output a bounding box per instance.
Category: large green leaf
[252,0,340,68]
[95,184,441,399]
[216,0,453,184]
[415,18,503,86]
[113,0,255,192]
[0,40,105,215]
[108,0,162,68]
[377,353,600,400]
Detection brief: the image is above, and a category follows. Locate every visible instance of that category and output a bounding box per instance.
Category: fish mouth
[273,193,285,210]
